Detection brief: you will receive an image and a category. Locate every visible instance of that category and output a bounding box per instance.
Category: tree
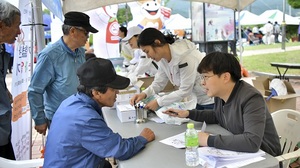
[288,0,300,8]
[43,8,50,15]
[117,4,132,26]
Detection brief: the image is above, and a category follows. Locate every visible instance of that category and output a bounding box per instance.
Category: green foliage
[288,0,300,8]
[164,0,170,5]
[89,34,93,46]
[286,25,299,39]
[43,9,50,15]
[116,1,169,25]
[117,6,133,26]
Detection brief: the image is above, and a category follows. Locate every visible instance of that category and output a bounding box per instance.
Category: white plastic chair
[0,157,44,168]
[271,109,300,168]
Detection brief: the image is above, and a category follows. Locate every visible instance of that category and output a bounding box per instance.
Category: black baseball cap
[77,58,130,89]
[64,11,98,33]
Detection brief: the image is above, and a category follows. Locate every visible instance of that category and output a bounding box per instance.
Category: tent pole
[281,0,286,50]
[238,0,242,64]
[33,0,45,53]
[29,0,45,158]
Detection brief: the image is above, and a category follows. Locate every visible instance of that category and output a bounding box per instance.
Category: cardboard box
[252,77,300,112]
[135,76,177,92]
[116,104,136,123]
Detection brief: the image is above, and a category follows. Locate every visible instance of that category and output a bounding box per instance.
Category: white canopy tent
[259,9,300,25]
[164,14,191,30]
[235,10,266,25]
[61,0,256,63]
[62,0,255,13]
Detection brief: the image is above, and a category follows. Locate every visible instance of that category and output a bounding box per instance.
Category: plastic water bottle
[185,122,199,167]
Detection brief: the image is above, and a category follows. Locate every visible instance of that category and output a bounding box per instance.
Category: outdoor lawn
[242,43,300,75]
[244,42,300,50]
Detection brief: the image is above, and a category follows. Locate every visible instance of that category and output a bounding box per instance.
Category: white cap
[122,26,143,41]
[130,49,140,64]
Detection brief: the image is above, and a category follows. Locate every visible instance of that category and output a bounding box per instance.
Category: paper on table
[148,115,164,123]
[160,132,186,148]
[217,156,265,168]
[197,147,266,168]
[198,147,265,159]
[159,122,206,148]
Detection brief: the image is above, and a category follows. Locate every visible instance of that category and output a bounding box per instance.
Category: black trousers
[0,140,16,160]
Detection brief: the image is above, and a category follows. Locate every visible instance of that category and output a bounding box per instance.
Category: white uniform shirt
[143,39,214,106]
[127,49,158,84]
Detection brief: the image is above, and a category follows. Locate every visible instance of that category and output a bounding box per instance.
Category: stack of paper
[198,147,266,168]
[160,123,265,168]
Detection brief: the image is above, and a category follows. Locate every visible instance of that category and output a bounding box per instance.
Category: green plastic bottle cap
[187,122,194,129]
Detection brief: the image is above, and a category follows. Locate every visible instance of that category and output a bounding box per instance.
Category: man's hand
[35,123,48,135]
[140,128,155,142]
[198,132,209,147]
[163,108,189,118]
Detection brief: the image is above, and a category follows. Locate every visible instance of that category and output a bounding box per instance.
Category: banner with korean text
[11,0,33,160]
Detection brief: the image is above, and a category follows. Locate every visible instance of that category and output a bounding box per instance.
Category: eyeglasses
[200,74,216,82]
[74,27,89,36]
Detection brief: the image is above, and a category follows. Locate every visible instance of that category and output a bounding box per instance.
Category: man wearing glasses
[28,11,98,135]
[164,52,281,157]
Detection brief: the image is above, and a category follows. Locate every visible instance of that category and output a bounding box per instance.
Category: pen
[169,111,178,115]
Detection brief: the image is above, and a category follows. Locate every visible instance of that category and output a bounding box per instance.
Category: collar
[59,37,79,56]
[226,80,242,104]
[76,92,103,115]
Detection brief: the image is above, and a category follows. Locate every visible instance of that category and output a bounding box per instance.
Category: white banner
[127,1,171,30]
[87,5,120,58]
[11,0,33,160]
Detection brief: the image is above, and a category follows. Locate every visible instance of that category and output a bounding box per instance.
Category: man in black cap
[43,58,155,168]
[28,11,98,136]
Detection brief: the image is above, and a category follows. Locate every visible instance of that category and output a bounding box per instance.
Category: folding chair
[271,109,300,168]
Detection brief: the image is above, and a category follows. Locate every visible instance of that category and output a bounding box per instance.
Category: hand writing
[163,108,189,118]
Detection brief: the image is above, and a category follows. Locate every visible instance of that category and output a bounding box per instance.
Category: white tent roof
[164,14,191,30]
[235,10,266,25]
[259,9,300,25]
[62,0,256,13]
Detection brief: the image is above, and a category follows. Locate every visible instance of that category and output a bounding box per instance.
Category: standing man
[273,21,281,43]
[0,0,21,160]
[264,21,273,45]
[44,58,155,168]
[28,11,98,135]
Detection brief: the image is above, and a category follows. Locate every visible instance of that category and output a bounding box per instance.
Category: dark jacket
[188,80,281,156]
[0,44,13,146]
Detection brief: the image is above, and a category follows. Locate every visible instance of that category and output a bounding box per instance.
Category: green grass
[244,42,300,51]
[242,50,300,75]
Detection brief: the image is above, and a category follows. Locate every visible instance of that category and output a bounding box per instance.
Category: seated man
[164,52,281,157]
[44,58,155,168]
